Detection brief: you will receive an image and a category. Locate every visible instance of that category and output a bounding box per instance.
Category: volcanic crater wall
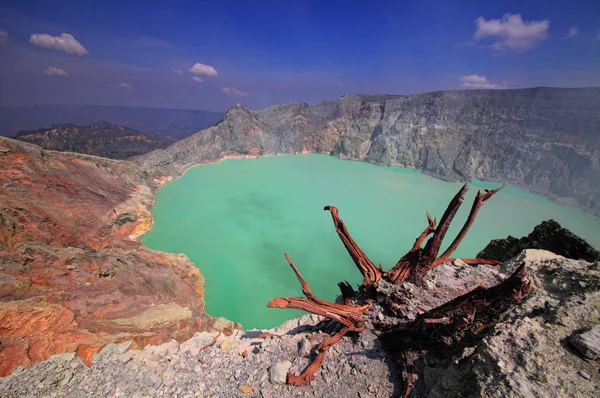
[136,87,600,216]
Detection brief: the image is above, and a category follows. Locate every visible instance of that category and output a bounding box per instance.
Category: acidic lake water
[142,155,600,329]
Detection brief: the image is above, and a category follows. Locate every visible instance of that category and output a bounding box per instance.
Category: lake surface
[142,155,600,329]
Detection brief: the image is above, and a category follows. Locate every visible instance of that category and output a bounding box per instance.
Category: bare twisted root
[267,253,368,385]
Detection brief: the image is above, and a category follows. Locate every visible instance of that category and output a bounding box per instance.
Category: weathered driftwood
[268,184,532,391]
[383,262,533,348]
[267,253,368,385]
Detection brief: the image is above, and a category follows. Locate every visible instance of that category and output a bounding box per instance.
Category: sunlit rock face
[136,87,600,216]
[0,137,237,376]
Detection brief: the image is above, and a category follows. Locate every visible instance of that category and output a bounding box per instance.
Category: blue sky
[0,0,599,111]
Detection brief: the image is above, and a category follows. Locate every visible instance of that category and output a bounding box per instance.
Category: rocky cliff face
[0,137,237,376]
[136,87,600,215]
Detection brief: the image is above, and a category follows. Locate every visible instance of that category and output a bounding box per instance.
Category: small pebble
[578,370,591,380]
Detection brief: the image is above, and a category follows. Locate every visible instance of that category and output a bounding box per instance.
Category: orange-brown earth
[0,137,238,376]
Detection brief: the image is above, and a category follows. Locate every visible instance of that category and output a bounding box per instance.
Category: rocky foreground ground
[2,249,598,397]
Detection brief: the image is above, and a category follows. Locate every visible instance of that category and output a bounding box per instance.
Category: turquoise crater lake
[141,155,600,329]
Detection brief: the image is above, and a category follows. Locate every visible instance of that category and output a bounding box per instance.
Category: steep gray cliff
[135,87,600,215]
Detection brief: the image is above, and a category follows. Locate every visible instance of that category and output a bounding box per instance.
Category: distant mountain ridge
[14,122,170,159]
[135,87,600,216]
[0,105,223,139]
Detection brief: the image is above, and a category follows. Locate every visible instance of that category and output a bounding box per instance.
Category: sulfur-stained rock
[238,384,252,393]
[221,339,231,352]
[0,138,238,376]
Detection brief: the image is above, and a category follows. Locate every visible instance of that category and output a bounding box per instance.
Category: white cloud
[459,75,507,89]
[43,66,69,77]
[192,76,204,83]
[189,62,218,76]
[29,33,88,55]
[473,14,549,52]
[565,26,579,39]
[0,29,8,43]
[113,82,132,89]
[220,87,249,97]
[172,68,183,74]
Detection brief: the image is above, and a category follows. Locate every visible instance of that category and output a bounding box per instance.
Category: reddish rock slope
[0,137,235,376]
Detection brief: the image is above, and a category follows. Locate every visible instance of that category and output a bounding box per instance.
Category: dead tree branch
[437,186,503,262]
[324,206,382,287]
[411,212,437,252]
[267,183,529,390]
[267,253,367,385]
[385,184,502,285]
[199,331,221,352]
[384,262,533,349]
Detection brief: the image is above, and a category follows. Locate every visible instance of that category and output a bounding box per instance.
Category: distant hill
[0,105,223,139]
[14,122,172,159]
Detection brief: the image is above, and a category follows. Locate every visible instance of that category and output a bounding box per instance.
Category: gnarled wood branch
[410,212,437,252]
[437,186,503,262]
[324,206,382,287]
[267,183,524,390]
[386,263,531,398]
[384,184,502,285]
[384,262,533,349]
[267,253,367,385]
[422,184,469,260]
[338,281,356,305]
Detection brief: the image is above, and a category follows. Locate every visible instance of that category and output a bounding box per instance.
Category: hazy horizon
[2,85,600,114]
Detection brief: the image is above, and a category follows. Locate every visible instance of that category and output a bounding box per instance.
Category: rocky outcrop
[135,87,600,215]
[570,325,600,360]
[2,250,598,397]
[420,250,600,398]
[478,220,600,262]
[0,137,237,376]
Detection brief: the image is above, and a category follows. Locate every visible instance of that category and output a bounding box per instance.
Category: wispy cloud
[0,29,9,44]
[172,68,183,74]
[473,14,549,53]
[112,82,132,89]
[220,87,249,97]
[459,75,507,89]
[43,66,69,77]
[189,62,218,76]
[565,26,579,39]
[29,33,88,55]
[596,30,600,40]
[192,76,203,83]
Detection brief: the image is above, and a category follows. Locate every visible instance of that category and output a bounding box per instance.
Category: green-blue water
[141,155,600,329]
